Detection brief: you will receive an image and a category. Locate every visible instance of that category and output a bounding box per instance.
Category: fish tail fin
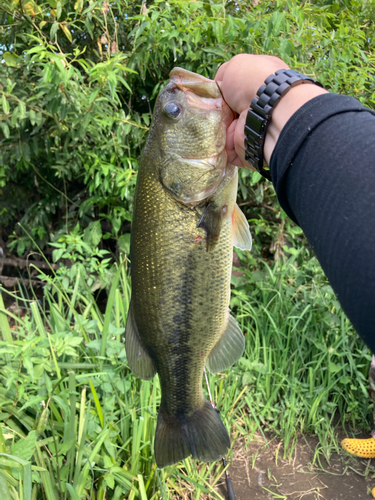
[154,399,230,468]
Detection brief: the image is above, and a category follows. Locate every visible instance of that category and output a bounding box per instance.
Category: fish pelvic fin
[206,313,245,374]
[154,399,230,468]
[125,300,156,380]
[232,203,252,251]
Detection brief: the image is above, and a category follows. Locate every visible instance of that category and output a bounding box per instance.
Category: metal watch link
[244,68,323,180]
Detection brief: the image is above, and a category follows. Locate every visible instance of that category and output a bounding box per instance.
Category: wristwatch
[244,68,323,180]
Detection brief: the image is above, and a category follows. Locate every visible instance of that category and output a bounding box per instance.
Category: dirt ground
[220,433,375,500]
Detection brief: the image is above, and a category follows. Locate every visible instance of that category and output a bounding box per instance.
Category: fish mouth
[169,67,234,128]
[169,67,222,99]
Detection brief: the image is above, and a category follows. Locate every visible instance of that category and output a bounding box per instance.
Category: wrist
[243,69,327,177]
[264,84,328,164]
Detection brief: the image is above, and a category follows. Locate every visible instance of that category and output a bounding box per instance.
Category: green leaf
[0,475,11,500]
[1,123,10,139]
[56,1,62,19]
[10,105,19,127]
[329,362,342,374]
[250,171,262,186]
[11,431,37,462]
[1,95,10,115]
[50,21,59,39]
[83,221,102,247]
[20,396,45,412]
[118,234,130,254]
[82,1,97,15]
[242,372,253,386]
[22,142,31,162]
[111,217,121,234]
[202,47,226,57]
[57,438,76,456]
[89,88,100,104]
[18,101,26,119]
[105,473,115,490]
[29,109,36,125]
[52,248,65,262]
[3,52,18,67]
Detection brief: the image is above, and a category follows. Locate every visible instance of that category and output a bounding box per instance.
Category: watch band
[244,69,323,181]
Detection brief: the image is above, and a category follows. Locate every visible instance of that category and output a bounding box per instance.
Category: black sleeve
[269,93,375,350]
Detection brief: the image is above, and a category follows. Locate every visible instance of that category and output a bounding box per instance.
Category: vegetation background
[0,0,375,498]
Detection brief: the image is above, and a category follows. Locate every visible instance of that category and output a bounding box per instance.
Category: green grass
[0,245,372,499]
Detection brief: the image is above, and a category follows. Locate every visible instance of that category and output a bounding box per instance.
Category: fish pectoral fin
[232,203,252,251]
[206,313,245,374]
[197,200,223,251]
[155,399,230,468]
[125,301,156,380]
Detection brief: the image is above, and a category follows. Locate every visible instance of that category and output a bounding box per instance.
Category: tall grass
[0,246,372,499]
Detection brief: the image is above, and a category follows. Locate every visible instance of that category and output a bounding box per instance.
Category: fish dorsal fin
[232,203,252,251]
[197,201,223,251]
[206,313,245,374]
[125,300,156,380]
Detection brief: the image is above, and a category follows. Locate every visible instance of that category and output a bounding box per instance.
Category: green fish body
[125,68,251,468]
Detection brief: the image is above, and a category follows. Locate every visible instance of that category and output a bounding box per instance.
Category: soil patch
[226,433,375,500]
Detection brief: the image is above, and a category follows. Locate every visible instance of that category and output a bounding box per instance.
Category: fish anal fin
[125,301,156,380]
[154,399,230,468]
[206,313,245,374]
[197,201,225,251]
[232,203,252,251]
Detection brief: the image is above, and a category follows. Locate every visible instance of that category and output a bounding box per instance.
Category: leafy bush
[1,0,374,259]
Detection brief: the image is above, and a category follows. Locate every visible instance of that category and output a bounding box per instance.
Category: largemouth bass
[125,67,252,468]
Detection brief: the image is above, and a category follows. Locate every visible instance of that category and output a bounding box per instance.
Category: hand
[216,54,289,169]
[215,54,328,169]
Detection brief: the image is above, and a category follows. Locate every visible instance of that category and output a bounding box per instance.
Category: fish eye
[163,102,182,119]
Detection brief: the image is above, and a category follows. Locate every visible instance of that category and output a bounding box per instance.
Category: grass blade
[66,483,81,500]
[0,293,12,343]
[67,372,77,485]
[89,379,104,428]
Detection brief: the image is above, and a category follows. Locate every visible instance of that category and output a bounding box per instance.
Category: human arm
[215,54,375,349]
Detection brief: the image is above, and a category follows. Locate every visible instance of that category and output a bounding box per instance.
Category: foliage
[1,0,375,259]
[0,246,373,499]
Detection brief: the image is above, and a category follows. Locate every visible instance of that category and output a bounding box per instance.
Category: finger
[215,61,229,81]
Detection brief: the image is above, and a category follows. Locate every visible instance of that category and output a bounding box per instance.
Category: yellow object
[372,486,375,498]
[341,437,375,458]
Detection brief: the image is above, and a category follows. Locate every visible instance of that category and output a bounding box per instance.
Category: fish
[125,67,252,468]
